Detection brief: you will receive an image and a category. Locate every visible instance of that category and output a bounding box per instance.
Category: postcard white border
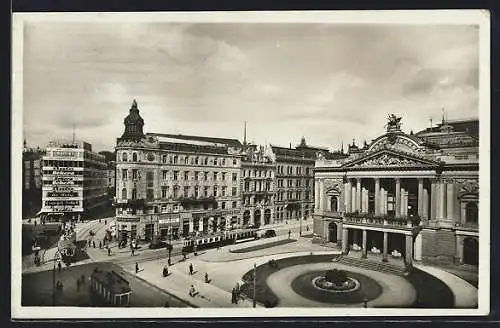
[11,10,491,319]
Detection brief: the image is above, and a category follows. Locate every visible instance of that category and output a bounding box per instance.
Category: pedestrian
[306,226,310,232]
[231,288,236,304]
[107,247,111,256]
[99,241,102,249]
[235,282,240,299]
[205,272,209,283]
[163,265,169,277]
[288,230,291,239]
[131,248,135,256]
[93,241,96,248]
[104,220,107,225]
[135,262,139,274]
[57,261,62,272]
[189,263,194,275]
[189,285,197,297]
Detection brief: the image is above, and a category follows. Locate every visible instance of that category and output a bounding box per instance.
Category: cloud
[22,22,479,152]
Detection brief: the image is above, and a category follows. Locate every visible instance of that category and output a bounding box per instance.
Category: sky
[22,22,479,152]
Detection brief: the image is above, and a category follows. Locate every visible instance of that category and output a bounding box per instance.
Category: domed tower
[121,99,145,141]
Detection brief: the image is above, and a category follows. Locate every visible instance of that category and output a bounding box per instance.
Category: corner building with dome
[313,115,479,267]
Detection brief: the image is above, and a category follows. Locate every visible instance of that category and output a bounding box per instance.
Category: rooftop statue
[386,114,402,132]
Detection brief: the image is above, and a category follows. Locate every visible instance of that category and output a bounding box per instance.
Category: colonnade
[315,176,459,223]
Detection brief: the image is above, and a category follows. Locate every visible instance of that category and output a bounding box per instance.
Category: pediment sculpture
[353,153,422,167]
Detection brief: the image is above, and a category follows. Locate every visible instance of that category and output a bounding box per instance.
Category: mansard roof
[148,133,242,148]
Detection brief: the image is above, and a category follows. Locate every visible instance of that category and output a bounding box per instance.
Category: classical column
[314,179,320,211]
[379,187,385,215]
[344,181,350,213]
[342,228,348,254]
[423,187,429,220]
[456,235,464,264]
[404,190,409,217]
[430,180,437,220]
[437,180,446,219]
[400,188,406,217]
[374,178,380,216]
[446,182,455,221]
[417,178,424,217]
[351,181,357,213]
[362,229,367,259]
[395,178,401,217]
[405,234,413,267]
[384,190,388,215]
[461,202,467,225]
[356,178,362,212]
[319,179,325,213]
[382,231,388,262]
[361,188,367,213]
[189,218,194,233]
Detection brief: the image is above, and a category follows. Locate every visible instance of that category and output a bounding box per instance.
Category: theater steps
[336,256,406,276]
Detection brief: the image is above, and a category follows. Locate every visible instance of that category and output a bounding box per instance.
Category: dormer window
[122,152,128,162]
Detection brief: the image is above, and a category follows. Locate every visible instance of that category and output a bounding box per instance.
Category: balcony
[113,198,145,208]
[179,196,217,208]
[455,221,479,231]
[342,212,420,230]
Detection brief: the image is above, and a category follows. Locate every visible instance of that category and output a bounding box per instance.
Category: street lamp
[253,263,257,308]
[52,250,61,306]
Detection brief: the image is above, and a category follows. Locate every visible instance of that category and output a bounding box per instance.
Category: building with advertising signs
[41,140,108,222]
[313,115,479,267]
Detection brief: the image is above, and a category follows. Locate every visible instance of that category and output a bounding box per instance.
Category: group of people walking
[231,283,241,304]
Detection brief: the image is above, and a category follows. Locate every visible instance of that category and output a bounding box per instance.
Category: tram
[182,228,258,253]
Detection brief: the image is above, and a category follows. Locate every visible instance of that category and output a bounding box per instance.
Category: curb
[122,270,199,308]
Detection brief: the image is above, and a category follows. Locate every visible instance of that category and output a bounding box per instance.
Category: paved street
[22,261,190,307]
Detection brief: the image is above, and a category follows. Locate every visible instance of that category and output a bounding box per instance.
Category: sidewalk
[414,263,478,308]
[22,219,102,274]
[126,256,258,308]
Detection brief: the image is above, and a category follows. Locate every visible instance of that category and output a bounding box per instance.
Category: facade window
[232,187,237,196]
[214,186,218,197]
[213,172,218,181]
[173,156,178,164]
[305,191,310,201]
[184,156,189,165]
[194,186,199,198]
[183,186,189,198]
[162,155,167,163]
[266,181,271,191]
[222,186,227,197]
[232,201,237,208]
[173,186,179,198]
[306,179,310,187]
[297,179,301,187]
[146,189,154,200]
[122,169,128,180]
[204,186,209,197]
[466,202,478,224]
[121,188,127,199]
[233,159,237,166]
[288,180,293,187]
[221,202,226,209]
[132,169,138,180]
[162,170,168,180]
[232,173,237,181]
[122,152,128,162]
[244,181,250,192]
[132,188,137,200]
[204,158,208,165]
[146,171,154,188]
[221,158,226,166]
[195,157,199,165]
[184,172,189,180]
[161,187,168,199]
[132,153,138,162]
[173,171,179,180]
[194,172,199,180]
[214,158,218,166]
[222,172,226,181]
[204,172,208,181]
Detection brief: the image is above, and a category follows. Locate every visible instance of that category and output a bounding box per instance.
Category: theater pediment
[343,150,439,169]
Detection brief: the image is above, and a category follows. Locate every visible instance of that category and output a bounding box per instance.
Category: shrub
[325,269,348,285]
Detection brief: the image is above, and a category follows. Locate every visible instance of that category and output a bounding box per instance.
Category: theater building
[313,115,479,267]
[240,144,276,228]
[41,140,108,222]
[115,100,242,241]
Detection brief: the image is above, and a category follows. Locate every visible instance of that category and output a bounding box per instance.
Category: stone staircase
[337,256,406,276]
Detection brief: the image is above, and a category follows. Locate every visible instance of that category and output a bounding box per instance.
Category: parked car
[149,240,169,249]
[264,229,277,238]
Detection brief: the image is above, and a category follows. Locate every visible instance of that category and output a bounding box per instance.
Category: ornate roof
[120,100,145,141]
[342,148,441,170]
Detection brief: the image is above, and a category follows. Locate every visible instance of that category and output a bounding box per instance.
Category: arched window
[162,155,167,163]
[132,153,138,162]
[173,156,178,164]
[184,156,189,164]
[122,152,128,162]
[195,157,199,165]
[466,202,478,224]
[121,188,127,199]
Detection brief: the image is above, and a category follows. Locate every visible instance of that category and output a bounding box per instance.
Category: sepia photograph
[11,10,490,319]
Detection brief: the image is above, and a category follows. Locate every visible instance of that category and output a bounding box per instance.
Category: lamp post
[52,250,61,306]
[253,263,257,308]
